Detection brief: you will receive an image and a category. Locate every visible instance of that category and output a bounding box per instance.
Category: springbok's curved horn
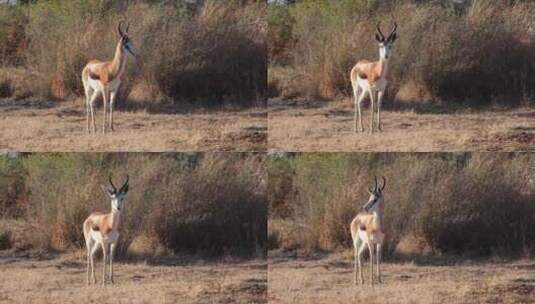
[380,176,386,191]
[389,22,397,38]
[125,22,130,34]
[376,22,385,41]
[118,21,125,37]
[119,174,129,193]
[108,175,117,193]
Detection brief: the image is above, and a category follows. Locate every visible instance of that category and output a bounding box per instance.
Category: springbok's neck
[110,209,122,231]
[110,40,126,80]
[378,56,389,79]
[372,202,384,224]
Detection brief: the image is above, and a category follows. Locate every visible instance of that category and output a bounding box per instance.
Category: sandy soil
[0,252,267,304]
[0,99,266,152]
[268,252,535,304]
[268,99,535,152]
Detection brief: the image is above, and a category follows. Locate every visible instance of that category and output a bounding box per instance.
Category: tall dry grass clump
[1,0,266,106]
[268,0,535,106]
[0,153,266,258]
[0,4,27,67]
[268,153,535,258]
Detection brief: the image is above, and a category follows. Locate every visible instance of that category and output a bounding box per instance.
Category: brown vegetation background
[0,0,266,107]
[268,0,535,106]
[0,153,267,258]
[268,153,535,258]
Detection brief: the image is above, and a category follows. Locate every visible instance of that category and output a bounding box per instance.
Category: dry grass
[268,251,535,304]
[269,1,535,104]
[268,99,535,152]
[0,252,267,304]
[0,154,267,256]
[19,1,266,104]
[267,153,535,256]
[0,99,266,151]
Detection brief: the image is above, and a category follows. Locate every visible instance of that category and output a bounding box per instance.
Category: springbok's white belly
[90,229,119,244]
[87,76,121,93]
[357,77,387,92]
[358,229,384,245]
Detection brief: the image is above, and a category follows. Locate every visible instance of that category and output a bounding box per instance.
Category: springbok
[83,175,129,285]
[350,176,386,285]
[350,22,398,133]
[81,21,137,133]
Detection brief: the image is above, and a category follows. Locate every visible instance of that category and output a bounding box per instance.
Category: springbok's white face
[121,36,137,58]
[118,21,137,58]
[102,175,129,212]
[378,42,394,60]
[110,192,127,211]
[375,22,398,60]
[362,176,386,212]
[364,190,383,213]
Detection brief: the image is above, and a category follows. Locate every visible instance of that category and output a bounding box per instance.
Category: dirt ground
[0,251,267,304]
[268,99,535,152]
[268,252,535,304]
[0,99,267,152]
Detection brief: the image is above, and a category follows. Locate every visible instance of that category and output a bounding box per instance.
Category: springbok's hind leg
[356,89,367,133]
[352,82,362,133]
[357,240,366,285]
[84,87,92,133]
[86,239,92,285]
[353,239,359,285]
[89,90,100,133]
[88,90,99,133]
[89,242,99,284]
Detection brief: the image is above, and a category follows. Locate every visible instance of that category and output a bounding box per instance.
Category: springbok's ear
[101,184,113,196]
[375,33,384,43]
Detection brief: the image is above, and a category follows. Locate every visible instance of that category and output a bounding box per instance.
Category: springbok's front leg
[377,90,384,132]
[109,91,116,132]
[101,243,108,286]
[369,90,375,133]
[376,243,382,283]
[368,242,374,285]
[110,243,116,284]
[102,89,109,134]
